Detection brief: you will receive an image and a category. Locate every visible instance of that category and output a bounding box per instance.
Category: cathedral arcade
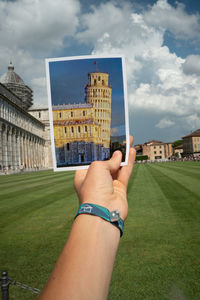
[0,64,46,173]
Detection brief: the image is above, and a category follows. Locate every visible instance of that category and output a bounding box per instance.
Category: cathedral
[0,63,52,174]
[53,71,112,166]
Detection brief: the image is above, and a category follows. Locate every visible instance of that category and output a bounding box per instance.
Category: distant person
[38,136,136,300]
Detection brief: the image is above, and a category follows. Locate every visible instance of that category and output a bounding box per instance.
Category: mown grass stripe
[153,162,200,181]
[147,164,200,221]
[110,164,183,299]
[0,170,74,190]
[0,172,74,199]
[0,177,75,230]
[149,163,200,201]
[1,164,200,300]
[109,163,200,299]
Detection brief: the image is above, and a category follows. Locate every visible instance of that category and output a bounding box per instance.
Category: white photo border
[45,54,130,172]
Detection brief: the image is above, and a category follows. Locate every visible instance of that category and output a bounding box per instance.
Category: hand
[74,136,136,220]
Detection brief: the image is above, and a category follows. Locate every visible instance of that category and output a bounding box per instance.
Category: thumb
[105,150,122,173]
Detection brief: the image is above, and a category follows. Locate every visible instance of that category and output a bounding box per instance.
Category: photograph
[46,55,129,171]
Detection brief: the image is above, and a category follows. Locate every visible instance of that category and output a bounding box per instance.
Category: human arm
[38,137,136,300]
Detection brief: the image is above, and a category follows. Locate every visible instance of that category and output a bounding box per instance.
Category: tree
[172,140,182,148]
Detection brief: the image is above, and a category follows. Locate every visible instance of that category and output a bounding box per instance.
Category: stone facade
[56,141,108,166]
[164,143,173,159]
[0,83,45,173]
[0,64,52,174]
[53,72,112,166]
[28,107,53,169]
[182,129,200,156]
[142,140,173,161]
[143,140,165,160]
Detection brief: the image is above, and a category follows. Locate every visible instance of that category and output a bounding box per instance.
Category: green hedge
[135,155,148,161]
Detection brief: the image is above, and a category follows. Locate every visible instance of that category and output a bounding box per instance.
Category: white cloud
[182,55,200,76]
[155,118,175,128]
[30,77,47,106]
[143,0,200,39]
[0,0,80,105]
[77,1,200,121]
[185,114,200,130]
[0,0,80,52]
[31,77,46,88]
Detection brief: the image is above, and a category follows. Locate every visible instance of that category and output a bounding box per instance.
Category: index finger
[117,136,136,188]
[118,148,136,188]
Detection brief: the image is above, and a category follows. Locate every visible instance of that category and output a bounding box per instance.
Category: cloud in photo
[111,128,119,136]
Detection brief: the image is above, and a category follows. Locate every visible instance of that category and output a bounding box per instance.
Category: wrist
[74,213,121,239]
[75,203,124,237]
[79,198,128,221]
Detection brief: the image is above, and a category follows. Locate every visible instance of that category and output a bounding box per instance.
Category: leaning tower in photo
[85,72,112,149]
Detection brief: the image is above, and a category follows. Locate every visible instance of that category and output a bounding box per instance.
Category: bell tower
[85,72,112,149]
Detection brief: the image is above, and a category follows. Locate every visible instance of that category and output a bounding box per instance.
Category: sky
[0,0,200,144]
[48,57,126,134]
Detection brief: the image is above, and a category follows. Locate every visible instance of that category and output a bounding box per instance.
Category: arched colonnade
[0,121,44,172]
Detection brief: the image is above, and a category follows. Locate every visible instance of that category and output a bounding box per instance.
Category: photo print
[46,55,129,171]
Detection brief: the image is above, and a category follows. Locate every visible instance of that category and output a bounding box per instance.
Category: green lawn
[0,162,200,299]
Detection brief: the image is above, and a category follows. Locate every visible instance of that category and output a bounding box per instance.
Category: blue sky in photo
[49,57,125,134]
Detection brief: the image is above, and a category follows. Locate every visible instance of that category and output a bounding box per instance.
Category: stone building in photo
[0,63,52,173]
[53,72,112,166]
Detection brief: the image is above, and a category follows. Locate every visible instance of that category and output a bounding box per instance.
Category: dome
[0,62,25,86]
[0,62,33,110]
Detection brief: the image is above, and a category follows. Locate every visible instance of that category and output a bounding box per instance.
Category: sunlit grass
[0,162,200,299]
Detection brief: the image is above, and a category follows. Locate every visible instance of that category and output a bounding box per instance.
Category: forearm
[39,214,120,300]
